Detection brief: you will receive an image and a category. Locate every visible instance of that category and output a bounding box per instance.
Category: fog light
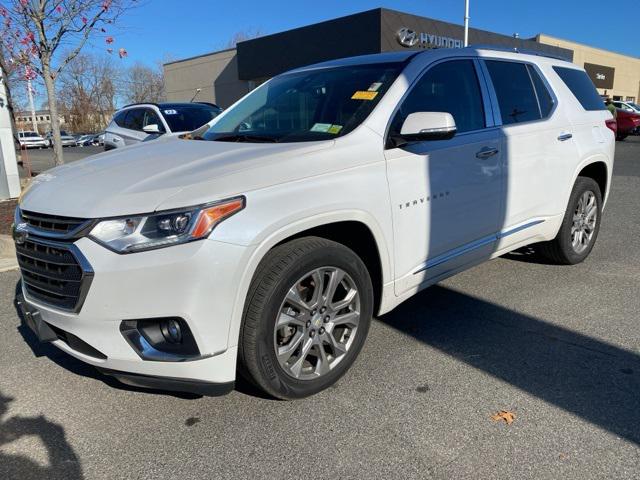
[160,318,182,344]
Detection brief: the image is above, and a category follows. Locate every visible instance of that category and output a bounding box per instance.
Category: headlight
[89,197,245,253]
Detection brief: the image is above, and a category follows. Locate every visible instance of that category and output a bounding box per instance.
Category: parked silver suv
[104,102,222,150]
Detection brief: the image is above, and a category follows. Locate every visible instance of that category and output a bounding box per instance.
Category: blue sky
[104,0,638,67]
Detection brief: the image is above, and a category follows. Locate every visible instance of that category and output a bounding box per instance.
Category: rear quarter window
[553,67,606,111]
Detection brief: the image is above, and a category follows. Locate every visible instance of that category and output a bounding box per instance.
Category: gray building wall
[163,48,251,108]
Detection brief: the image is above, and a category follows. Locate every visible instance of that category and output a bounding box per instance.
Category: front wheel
[239,237,373,400]
[539,176,602,265]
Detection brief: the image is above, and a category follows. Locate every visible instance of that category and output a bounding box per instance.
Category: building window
[626,97,636,102]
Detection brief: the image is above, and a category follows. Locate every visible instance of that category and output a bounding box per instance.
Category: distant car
[45,130,77,147]
[104,102,223,150]
[615,108,640,140]
[17,131,48,149]
[75,134,96,147]
[613,101,640,114]
[93,133,105,146]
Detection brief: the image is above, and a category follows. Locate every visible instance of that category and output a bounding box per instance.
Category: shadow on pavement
[0,391,83,480]
[379,285,640,445]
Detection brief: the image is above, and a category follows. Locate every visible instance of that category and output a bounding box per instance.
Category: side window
[528,65,554,118]
[123,109,145,131]
[143,109,165,132]
[390,59,485,136]
[552,67,606,111]
[485,61,541,125]
[113,110,128,127]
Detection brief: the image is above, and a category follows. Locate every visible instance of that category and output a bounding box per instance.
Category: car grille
[20,210,89,237]
[16,237,93,311]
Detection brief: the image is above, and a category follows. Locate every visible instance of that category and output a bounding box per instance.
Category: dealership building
[164,8,640,108]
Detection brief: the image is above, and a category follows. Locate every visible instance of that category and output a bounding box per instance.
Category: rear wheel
[239,237,373,400]
[539,177,602,265]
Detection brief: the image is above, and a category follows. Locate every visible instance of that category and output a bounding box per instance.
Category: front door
[384,59,503,295]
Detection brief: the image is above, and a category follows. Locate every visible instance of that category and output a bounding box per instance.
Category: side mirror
[143,124,161,134]
[399,112,457,143]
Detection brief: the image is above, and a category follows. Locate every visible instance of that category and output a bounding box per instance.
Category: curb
[0,234,18,273]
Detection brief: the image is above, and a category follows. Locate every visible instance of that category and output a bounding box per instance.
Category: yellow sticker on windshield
[328,125,343,134]
[351,91,378,101]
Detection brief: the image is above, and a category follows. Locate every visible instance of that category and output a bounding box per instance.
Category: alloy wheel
[273,267,360,380]
[571,190,598,254]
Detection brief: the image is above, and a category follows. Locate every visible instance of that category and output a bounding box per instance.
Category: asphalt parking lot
[17,146,103,177]
[1,138,639,479]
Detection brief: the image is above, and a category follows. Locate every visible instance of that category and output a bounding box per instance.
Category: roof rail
[470,44,571,62]
[120,102,160,109]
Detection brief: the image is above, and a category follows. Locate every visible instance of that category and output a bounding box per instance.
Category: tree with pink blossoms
[0,0,136,165]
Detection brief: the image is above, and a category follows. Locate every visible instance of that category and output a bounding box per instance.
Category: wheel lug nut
[320,307,326,314]
[324,316,330,323]
[311,309,317,315]
[319,327,325,334]
[306,321,311,328]
[309,330,316,337]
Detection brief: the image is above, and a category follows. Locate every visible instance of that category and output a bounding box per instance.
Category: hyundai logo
[396,27,419,47]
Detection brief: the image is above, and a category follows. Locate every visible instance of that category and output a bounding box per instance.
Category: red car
[616,108,640,141]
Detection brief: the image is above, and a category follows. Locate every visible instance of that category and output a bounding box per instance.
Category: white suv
[104,102,222,150]
[14,48,614,399]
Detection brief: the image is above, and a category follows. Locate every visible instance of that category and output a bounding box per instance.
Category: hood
[20,136,335,218]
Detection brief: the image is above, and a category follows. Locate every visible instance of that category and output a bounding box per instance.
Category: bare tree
[58,53,118,132]
[0,0,137,165]
[122,62,164,104]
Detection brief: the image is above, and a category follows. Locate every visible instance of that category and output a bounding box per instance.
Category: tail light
[605,118,617,135]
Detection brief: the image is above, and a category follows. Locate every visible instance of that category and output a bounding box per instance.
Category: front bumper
[18,236,252,394]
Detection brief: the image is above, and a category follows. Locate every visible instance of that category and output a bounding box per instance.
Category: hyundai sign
[396,27,464,49]
[584,62,615,89]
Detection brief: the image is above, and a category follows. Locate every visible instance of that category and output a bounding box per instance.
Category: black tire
[539,176,602,265]
[238,236,373,400]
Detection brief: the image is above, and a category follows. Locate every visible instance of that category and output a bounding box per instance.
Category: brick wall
[0,199,17,236]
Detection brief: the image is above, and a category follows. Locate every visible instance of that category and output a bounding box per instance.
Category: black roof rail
[469,44,572,62]
[193,102,222,109]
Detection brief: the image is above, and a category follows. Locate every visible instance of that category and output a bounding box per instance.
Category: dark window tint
[123,109,145,131]
[113,110,128,127]
[553,67,606,111]
[390,59,485,136]
[528,65,554,117]
[143,109,165,132]
[486,61,541,124]
[162,105,221,132]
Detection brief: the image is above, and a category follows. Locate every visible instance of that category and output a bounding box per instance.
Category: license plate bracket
[16,295,58,343]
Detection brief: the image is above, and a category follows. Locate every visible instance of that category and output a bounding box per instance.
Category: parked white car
[14,47,614,399]
[17,131,48,149]
[104,102,222,150]
[613,100,640,113]
[45,130,77,147]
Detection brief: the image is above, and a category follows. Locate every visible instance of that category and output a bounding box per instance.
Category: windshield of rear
[162,105,222,132]
[203,63,402,143]
[20,132,38,138]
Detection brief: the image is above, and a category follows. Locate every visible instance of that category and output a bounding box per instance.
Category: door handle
[475,147,499,159]
[557,133,573,141]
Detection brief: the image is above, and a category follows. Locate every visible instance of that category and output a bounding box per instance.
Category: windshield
[20,132,38,138]
[161,105,222,132]
[203,63,403,143]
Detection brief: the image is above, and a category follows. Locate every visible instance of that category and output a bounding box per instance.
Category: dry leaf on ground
[491,410,516,425]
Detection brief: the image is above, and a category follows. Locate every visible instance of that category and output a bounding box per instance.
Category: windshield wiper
[213,134,279,143]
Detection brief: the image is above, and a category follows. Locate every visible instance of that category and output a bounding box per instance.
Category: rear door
[481,59,578,250]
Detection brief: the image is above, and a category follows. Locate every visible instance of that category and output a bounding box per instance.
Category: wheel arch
[577,160,608,201]
[225,211,393,350]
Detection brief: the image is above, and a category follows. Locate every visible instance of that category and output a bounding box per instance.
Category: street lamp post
[464,0,470,47]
